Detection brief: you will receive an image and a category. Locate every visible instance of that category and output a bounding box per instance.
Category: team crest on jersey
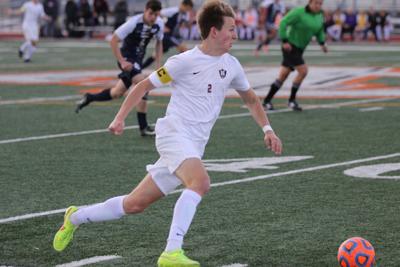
[219,69,227,79]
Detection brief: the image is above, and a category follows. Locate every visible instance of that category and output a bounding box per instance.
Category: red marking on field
[338,75,397,91]
[59,77,116,87]
[390,68,400,73]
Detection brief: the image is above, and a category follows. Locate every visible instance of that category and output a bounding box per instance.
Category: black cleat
[75,94,92,113]
[288,100,303,111]
[18,49,23,58]
[263,102,274,111]
[140,126,156,137]
[24,59,31,63]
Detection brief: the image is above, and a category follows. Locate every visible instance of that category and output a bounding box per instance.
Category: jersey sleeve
[40,4,46,18]
[315,24,326,45]
[161,7,179,18]
[148,55,184,87]
[20,2,28,12]
[156,19,164,41]
[114,16,138,40]
[278,7,302,41]
[230,58,250,91]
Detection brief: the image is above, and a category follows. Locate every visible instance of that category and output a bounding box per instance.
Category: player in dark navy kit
[75,0,164,136]
[142,0,193,69]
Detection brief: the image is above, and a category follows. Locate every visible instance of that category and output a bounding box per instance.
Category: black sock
[289,83,301,102]
[264,80,282,104]
[137,112,148,130]
[142,57,155,69]
[89,88,112,102]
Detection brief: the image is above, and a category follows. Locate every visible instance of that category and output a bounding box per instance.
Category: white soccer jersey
[149,46,250,140]
[21,1,45,28]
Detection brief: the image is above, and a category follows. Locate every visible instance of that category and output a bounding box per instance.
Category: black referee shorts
[281,44,305,71]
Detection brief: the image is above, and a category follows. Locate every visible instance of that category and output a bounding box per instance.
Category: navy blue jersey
[115,14,164,62]
[161,7,189,38]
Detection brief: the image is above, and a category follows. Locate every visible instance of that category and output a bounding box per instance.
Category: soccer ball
[337,237,376,267]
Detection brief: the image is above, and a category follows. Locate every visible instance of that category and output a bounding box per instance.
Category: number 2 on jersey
[207,84,212,93]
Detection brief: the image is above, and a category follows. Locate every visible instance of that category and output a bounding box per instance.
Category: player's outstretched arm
[237,88,282,155]
[109,78,155,135]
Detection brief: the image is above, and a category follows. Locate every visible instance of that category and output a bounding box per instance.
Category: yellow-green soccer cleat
[53,206,78,252]
[157,249,200,267]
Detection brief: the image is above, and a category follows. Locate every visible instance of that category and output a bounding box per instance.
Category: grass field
[0,39,400,267]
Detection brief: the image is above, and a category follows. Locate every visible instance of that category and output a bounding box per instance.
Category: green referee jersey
[279,5,325,50]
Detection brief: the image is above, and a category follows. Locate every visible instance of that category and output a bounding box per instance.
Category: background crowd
[7,0,397,42]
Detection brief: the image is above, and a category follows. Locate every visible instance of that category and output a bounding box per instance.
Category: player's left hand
[321,45,328,53]
[108,119,125,135]
[264,131,282,155]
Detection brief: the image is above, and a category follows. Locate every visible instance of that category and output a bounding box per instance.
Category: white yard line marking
[55,255,122,267]
[221,264,248,267]
[359,107,384,112]
[0,95,81,105]
[0,98,395,145]
[1,152,399,224]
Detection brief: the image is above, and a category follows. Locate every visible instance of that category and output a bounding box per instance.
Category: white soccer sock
[165,189,202,252]
[20,41,29,52]
[24,43,35,60]
[70,195,126,226]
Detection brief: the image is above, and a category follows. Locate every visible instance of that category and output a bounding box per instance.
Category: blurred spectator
[376,10,392,42]
[355,10,369,40]
[65,0,80,37]
[93,0,109,26]
[79,0,94,37]
[243,5,258,40]
[113,0,128,29]
[365,7,378,41]
[323,10,334,33]
[327,8,344,41]
[233,6,245,40]
[341,8,357,41]
[43,0,59,37]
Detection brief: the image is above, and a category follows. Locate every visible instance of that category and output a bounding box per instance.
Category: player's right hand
[282,43,292,52]
[108,119,125,135]
[120,59,133,71]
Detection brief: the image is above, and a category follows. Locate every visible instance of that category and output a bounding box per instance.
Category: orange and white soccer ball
[337,237,376,267]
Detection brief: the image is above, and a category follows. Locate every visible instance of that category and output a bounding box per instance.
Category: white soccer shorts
[23,24,39,41]
[147,116,207,195]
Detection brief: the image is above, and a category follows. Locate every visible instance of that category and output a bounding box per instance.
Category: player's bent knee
[188,176,210,196]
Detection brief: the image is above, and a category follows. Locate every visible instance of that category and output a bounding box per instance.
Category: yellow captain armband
[156,67,172,84]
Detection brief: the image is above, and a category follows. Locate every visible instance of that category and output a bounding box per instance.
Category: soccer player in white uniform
[8,0,50,62]
[53,1,283,266]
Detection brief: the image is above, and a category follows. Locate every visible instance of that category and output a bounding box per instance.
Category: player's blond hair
[197,0,235,40]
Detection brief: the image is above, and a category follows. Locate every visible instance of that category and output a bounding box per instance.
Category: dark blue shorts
[117,59,148,100]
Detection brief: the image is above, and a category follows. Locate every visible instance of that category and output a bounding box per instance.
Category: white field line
[55,255,122,267]
[221,264,248,267]
[1,152,399,224]
[0,95,80,105]
[0,98,395,145]
[359,107,384,112]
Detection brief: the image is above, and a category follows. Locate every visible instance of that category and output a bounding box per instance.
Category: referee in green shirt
[263,0,328,111]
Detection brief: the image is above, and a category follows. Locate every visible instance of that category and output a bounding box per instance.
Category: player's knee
[189,175,210,196]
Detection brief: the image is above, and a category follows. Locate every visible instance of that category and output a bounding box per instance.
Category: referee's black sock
[137,112,148,130]
[264,80,283,104]
[289,83,301,102]
[142,57,155,69]
[89,88,112,102]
